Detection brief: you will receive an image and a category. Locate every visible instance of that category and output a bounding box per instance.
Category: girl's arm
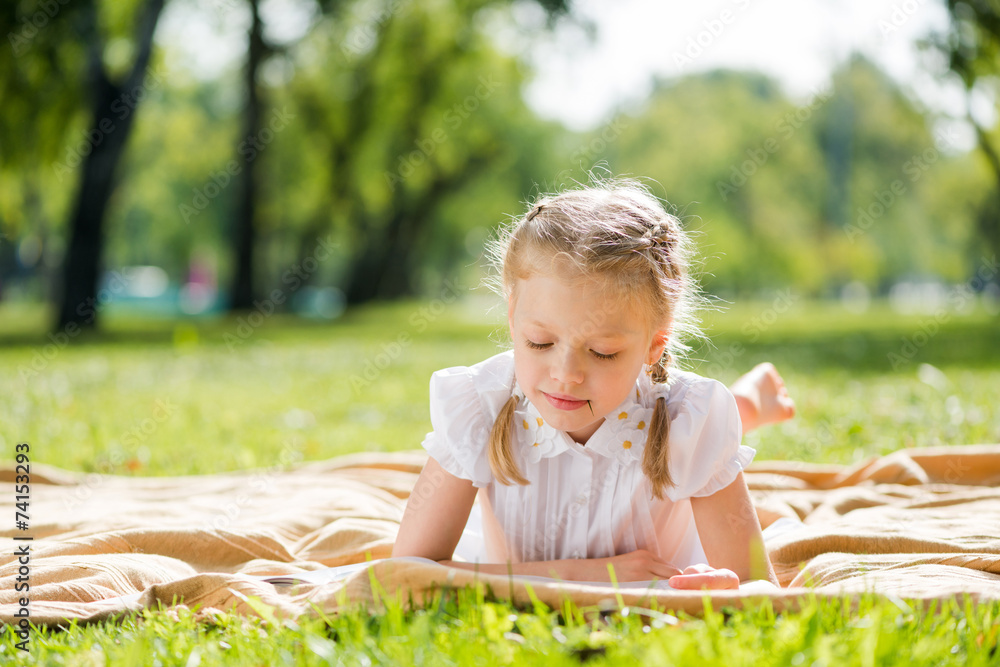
[666,365,789,588]
[673,471,778,589]
[394,457,683,582]
[439,549,682,582]
[392,457,478,561]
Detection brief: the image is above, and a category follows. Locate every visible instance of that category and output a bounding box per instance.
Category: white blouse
[421,350,754,570]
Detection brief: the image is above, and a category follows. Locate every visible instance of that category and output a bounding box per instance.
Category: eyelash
[524,339,618,361]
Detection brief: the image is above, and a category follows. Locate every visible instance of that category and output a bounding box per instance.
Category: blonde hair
[484,177,700,500]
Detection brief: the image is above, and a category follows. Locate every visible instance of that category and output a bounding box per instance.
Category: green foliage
[600,57,990,295]
[2,2,998,312]
[0,0,155,237]
[268,0,569,296]
[928,0,1000,270]
[103,57,238,278]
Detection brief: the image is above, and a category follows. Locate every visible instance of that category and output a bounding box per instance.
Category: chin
[540,411,574,428]
[547,410,597,434]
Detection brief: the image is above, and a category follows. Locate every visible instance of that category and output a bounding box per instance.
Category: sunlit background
[0,0,997,502]
[1,6,998,657]
[1,0,999,326]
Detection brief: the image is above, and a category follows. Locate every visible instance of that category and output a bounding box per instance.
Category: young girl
[392,179,793,590]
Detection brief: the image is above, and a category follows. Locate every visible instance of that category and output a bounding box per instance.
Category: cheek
[513,352,540,386]
[596,360,642,400]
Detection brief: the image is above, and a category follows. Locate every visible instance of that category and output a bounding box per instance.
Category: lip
[542,391,588,411]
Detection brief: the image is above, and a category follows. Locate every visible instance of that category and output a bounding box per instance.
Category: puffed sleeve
[661,375,755,502]
[420,365,496,488]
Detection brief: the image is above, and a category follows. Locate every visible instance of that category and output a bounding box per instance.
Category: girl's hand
[584,549,682,582]
[667,563,740,590]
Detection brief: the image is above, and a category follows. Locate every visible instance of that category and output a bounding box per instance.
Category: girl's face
[508,271,668,444]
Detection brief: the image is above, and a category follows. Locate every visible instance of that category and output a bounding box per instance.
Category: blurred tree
[259,0,571,305]
[0,1,84,302]
[812,56,941,288]
[605,58,974,295]
[606,70,830,293]
[2,0,572,324]
[1,0,166,330]
[103,68,235,279]
[932,0,1000,269]
[99,0,572,313]
[229,0,270,311]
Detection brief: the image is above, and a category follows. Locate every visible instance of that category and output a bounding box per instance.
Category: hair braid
[487,393,528,486]
[643,352,673,499]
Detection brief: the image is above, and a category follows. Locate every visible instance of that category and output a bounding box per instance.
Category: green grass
[1,297,998,664]
[2,590,998,665]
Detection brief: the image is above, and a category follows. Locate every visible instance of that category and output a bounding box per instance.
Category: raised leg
[730,362,796,433]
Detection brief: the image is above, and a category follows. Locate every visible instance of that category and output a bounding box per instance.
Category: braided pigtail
[642,353,674,499]
[487,394,529,486]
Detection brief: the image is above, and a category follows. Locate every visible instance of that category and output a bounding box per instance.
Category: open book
[257,557,779,593]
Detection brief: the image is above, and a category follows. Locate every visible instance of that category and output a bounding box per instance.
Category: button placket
[565,451,592,560]
[588,456,620,558]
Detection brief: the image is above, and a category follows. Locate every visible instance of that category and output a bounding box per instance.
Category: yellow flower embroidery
[519,401,560,464]
[609,401,654,463]
[512,383,565,464]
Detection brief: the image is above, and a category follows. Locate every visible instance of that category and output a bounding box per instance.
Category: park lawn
[0,297,998,665]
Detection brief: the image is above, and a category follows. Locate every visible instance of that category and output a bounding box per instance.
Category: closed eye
[525,339,618,360]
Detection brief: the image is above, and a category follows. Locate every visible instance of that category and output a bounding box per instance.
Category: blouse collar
[511,379,654,465]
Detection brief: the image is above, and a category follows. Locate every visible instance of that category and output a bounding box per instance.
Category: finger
[668,574,732,590]
[668,570,740,590]
[653,564,682,579]
[635,556,681,580]
[682,563,713,575]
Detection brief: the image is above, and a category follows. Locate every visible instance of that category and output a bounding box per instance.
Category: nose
[550,348,584,385]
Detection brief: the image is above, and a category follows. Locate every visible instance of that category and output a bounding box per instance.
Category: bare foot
[730,362,796,433]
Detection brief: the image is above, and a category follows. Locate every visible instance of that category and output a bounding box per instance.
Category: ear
[646,329,669,365]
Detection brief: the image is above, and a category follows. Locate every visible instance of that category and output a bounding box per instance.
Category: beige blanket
[2,445,999,626]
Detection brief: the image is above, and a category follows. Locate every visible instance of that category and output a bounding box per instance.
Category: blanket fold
[2,445,999,625]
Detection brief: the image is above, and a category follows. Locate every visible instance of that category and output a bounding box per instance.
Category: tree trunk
[822,84,853,229]
[969,114,1000,268]
[341,25,466,305]
[343,209,409,304]
[343,151,497,303]
[229,0,265,311]
[55,0,164,331]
